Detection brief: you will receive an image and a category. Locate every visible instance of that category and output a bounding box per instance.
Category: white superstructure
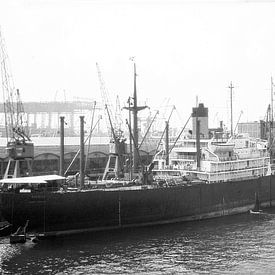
[153,133,271,183]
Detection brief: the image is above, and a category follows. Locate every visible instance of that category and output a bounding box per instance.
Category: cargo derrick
[268,77,275,163]
[0,30,33,178]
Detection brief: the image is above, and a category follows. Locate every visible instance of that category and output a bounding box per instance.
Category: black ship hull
[1,175,275,235]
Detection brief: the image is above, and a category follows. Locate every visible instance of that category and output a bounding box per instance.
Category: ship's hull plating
[1,175,275,234]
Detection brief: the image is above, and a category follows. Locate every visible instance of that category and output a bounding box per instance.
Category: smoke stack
[192,103,208,138]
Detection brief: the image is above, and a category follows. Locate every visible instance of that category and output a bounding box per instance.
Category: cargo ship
[0,133,274,236]
[0,59,274,236]
[0,98,274,237]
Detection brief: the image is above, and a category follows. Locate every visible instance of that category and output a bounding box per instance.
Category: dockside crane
[96,63,126,180]
[0,30,34,178]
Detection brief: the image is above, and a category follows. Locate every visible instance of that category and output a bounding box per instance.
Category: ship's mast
[127,96,133,180]
[271,77,274,126]
[133,63,139,171]
[270,77,274,156]
[125,62,147,172]
[229,82,234,137]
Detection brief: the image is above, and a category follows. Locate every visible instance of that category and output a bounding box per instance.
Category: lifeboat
[210,142,235,153]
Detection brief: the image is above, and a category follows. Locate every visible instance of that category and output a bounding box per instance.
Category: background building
[237,120,267,139]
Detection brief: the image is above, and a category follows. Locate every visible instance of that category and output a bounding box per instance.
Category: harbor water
[1,209,275,274]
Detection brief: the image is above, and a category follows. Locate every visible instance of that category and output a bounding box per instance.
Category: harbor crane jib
[96,63,126,180]
[0,30,34,178]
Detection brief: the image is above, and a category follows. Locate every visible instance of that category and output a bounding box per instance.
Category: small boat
[0,220,12,237]
[250,192,263,215]
[10,220,29,244]
[249,209,263,215]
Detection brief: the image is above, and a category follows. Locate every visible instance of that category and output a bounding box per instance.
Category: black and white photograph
[0,0,275,274]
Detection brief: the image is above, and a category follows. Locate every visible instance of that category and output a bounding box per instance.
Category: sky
[1,0,275,131]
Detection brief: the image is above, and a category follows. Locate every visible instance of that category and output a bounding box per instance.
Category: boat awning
[0,175,65,184]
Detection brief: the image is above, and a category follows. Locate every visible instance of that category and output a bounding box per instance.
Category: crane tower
[0,30,34,178]
[96,63,126,179]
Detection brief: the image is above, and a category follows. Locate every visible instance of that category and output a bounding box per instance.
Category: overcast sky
[1,0,275,129]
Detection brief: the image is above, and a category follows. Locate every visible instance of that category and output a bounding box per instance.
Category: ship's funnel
[192,103,209,138]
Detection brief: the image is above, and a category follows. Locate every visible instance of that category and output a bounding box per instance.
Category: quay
[0,101,156,178]
[0,136,156,178]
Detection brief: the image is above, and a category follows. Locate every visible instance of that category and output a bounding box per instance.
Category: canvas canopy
[0,175,65,185]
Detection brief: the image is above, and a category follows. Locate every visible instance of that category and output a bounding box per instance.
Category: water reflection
[1,211,275,274]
